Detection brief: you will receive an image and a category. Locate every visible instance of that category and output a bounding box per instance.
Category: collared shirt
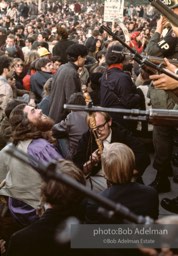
[103,130,112,150]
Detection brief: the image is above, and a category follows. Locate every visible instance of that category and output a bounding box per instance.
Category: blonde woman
[23,51,40,91]
[11,58,26,90]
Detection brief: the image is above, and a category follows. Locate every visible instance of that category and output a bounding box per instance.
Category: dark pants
[153,125,174,176]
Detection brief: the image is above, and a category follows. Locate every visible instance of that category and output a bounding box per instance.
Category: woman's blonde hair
[24,50,40,66]
[102,143,135,184]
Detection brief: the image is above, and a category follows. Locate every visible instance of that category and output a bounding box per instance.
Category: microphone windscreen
[55,217,80,245]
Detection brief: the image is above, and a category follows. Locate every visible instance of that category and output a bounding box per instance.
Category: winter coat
[30,71,52,103]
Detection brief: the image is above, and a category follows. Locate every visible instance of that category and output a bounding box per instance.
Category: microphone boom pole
[64,104,178,127]
[5,144,153,225]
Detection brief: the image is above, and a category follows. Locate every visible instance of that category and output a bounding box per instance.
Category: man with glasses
[73,111,150,191]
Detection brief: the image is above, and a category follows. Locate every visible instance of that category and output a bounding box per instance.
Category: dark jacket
[6,208,74,256]
[30,71,52,103]
[49,62,81,123]
[38,95,50,115]
[73,122,150,175]
[100,68,141,130]
[52,39,75,64]
[6,208,143,256]
[85,182,159,223]
[14,72,26,90]
[100,68,141,109]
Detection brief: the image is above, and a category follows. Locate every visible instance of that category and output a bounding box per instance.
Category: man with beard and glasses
[0,104,63,226]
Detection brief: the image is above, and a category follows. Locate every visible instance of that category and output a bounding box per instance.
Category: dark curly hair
[66,44,88,62]
[9,104,55,145]
[0,55,12,75]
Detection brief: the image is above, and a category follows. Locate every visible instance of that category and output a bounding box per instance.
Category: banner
[104,0,124,22]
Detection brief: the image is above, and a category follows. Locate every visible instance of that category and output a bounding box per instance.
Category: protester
[0,2,178,255]
[0,55,13,122]
[85,143,159,223]
[1,34,24,60]
[0,103,63,226]
[49,43,88,123]
[38,77,53,115]
[52,92,88,159]
[30,58,53,103]
[11,58,26,90]
[6,160,86,256]
[52,26,75,64]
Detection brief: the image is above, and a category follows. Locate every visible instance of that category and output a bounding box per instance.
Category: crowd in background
[0,0,178,255]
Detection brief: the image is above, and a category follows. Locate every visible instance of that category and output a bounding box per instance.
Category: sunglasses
[15,63,24,68]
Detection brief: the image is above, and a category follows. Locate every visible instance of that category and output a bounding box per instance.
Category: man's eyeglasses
[95,121,107,131]
[15,63,24,68]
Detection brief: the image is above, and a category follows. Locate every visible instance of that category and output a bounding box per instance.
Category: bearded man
[0,103,63,226]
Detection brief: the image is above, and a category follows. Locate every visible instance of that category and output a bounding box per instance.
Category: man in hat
[149,22,178,212]
[37,47,51,58]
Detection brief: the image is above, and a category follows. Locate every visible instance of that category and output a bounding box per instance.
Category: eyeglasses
[95,121,107,131]
[15,63,23,68]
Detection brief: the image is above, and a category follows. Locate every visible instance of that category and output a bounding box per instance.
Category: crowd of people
[0,0,178,255]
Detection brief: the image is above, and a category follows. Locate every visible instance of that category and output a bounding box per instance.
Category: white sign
[104,0,124,22]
